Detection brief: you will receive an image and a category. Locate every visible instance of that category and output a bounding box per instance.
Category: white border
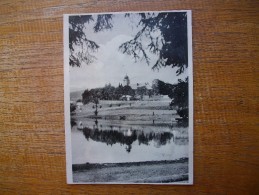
[64,15,73,184]
[64,10,193,185]
[187,10,194,185]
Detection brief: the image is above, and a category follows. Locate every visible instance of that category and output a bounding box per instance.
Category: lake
[71,119,189,165]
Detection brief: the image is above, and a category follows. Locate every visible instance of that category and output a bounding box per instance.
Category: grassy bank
[73,158,188,183]
[73,100,179,124]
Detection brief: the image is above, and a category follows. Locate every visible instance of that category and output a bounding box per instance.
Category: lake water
[71,119,189,164]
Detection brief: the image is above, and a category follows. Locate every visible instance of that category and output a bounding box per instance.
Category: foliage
[152,78,189,119]
[170,78,188,109]
[93,15,113,32]
[69,15,113,67]
[170,78,188,119]
[119,12,188,75]
[82,84,135,104]
[122,85,135,97]
[152,79,175,97]
[81,89,92,104]
[70,103,76,113]
[69,12,188,75]
[136,86,147,99]
[70,12,189,118]
[177,108,188,119]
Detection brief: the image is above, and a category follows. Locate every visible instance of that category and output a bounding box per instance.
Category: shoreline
[73,157,188,171]
[72,158,188,183]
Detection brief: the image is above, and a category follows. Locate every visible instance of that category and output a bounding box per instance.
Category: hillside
[70,90,84,101]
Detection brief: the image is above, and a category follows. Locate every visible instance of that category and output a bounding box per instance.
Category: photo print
[64,10,193,184]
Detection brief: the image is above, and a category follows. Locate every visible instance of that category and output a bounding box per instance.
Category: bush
[70,103,76,113]
[177,108,188,119]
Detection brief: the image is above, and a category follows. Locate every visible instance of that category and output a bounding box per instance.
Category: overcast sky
[69,13,187,92]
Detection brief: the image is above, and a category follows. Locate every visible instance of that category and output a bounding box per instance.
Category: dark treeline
[81,79,185,103]
[80,78,188,119]
[153,78,188,119]
[83,127,173,153]
[82,83,135,104]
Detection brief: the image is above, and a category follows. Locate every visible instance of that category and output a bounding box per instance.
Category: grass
[73,158,188,183]
[73,100,178,124]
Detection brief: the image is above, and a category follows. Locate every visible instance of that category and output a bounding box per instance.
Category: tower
[123,74,130,86]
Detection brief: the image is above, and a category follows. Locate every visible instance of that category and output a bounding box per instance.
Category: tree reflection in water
[82,125,174,153]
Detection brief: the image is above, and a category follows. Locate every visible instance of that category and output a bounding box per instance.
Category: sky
[69,13,187,92]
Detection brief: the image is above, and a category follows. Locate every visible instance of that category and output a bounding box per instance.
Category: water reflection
[82,126,173,153]
[71,118,189,164]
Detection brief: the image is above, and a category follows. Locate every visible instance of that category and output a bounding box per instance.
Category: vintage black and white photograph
[64,10,193,184]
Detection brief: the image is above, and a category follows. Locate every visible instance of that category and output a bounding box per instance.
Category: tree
[70,103,76,113]
[82,89,92,104]
[71,12,189,118]
[122,85,135,97]
[119,12,188,75]
[69,15,113,67]
[152,79,175,96]
[152,78,189,119]
[170,78,189,119]
[69,12,188,75]
[136,86,147,100]
[102,83,116,100]
[114,84,124,100]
